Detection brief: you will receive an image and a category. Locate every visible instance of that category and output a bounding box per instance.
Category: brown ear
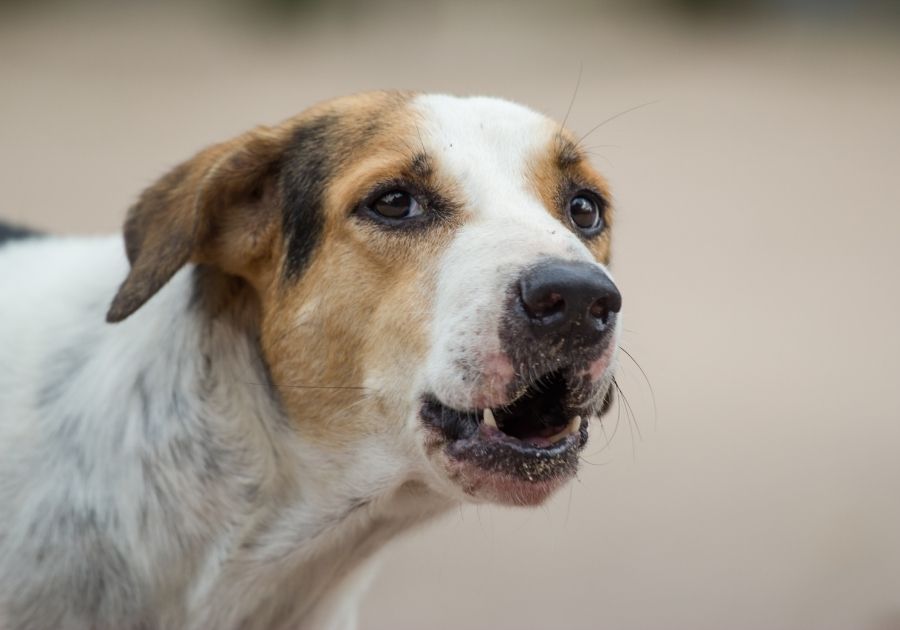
[106,127,287,323]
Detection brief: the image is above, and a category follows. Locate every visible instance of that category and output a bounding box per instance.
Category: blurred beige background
[2,1,899,628]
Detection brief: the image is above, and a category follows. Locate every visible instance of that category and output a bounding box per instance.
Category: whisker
[576,99,661,147]
[609,385,624,447]
[414,123,428,161]
[578,453,610,467]
[240,380,378,429]
[586,386,623,458]
[614,376,641,437]
[281,384,371,391]
[597,405,612,448]
[242,381,371,391]
[557,62,584,140]
[397,136,422,165]
[618,345,658,430]
[581,144,621,151]
[613,377,640,461]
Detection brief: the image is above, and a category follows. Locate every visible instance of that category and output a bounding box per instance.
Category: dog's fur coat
[0,92,620,629]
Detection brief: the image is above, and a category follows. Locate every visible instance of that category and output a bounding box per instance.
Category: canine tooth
[567,415,582,435]
[548,427,569,444]
[483,408,497,428]
[547,416,583,444]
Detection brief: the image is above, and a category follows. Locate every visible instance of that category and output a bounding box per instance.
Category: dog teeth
[483,407,498,429]
[567,415,582,435]
[548,415,583,444]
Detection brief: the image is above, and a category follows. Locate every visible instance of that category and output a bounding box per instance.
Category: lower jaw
[431,424,588,506]
[443,459,577,506]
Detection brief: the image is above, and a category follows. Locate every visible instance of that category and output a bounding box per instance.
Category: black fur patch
[279,93,420,280]
[0,220,41,247]
[279,114,338,280]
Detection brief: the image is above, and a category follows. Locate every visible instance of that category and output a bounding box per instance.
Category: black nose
[517,260,621,339]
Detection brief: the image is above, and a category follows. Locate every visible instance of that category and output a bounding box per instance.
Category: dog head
[108,91,621,507]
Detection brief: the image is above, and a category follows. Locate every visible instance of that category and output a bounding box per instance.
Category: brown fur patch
[256,92,461,443]
[107,92,614,453]
[107,128,289,322]
[528,133,614,265]
[107,90,446,444]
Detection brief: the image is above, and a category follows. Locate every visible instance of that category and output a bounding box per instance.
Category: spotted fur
[0,91,620,629]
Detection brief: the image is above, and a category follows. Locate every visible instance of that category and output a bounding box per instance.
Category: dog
[0,91,621,629]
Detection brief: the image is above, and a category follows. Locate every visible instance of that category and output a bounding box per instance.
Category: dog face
[108,91,620,507]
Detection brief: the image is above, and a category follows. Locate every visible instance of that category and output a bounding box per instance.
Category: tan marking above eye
[526,132,614,263]
[556,138,584,169]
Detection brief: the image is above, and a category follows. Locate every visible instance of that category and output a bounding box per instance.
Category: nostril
[531,291,564,319]
[589,290,622,324]
[589,298,610,324]
[520,284,566,321]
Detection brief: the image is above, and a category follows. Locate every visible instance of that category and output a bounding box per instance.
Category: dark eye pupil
[570,195,599,229]
[373,191,412,218]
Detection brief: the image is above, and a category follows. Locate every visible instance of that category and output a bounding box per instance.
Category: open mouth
[421,369,591,488]
[484,370,584,445]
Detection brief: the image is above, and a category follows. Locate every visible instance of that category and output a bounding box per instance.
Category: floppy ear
[106,127,287,323]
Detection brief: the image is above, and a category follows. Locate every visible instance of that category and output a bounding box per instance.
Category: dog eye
[371,190,422,219]
[568,193,604,232]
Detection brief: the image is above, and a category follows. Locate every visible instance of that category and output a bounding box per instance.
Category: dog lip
[419,393,590,491]
[420,396,587,447]
[469,417,587,452]
[420,365,593,443]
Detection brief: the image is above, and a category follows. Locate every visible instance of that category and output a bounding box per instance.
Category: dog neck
[96,265,449,627]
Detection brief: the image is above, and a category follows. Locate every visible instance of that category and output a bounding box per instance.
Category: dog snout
[517,259,621,342]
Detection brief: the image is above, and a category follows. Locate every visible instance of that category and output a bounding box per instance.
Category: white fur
[0,237,445,629]
[0,95,618,629]
[413,95,615,412]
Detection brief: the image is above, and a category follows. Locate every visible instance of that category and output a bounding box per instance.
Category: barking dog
[0,92,621,629]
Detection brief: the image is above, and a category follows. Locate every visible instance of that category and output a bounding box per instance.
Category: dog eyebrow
[409,152,432,178]
[556,139,583,169]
